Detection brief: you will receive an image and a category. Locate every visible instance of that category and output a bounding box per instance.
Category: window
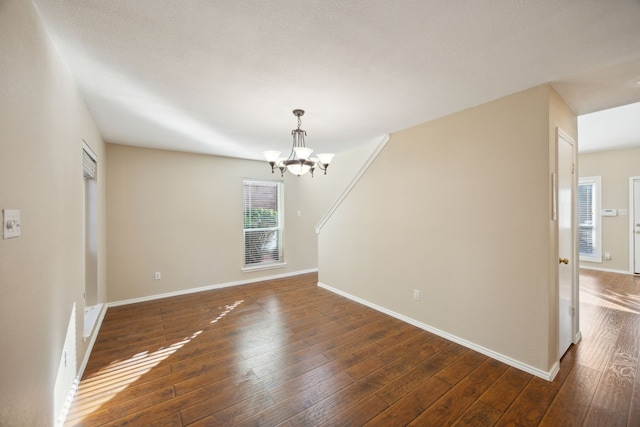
[578,176,601,262]
[243,179,284,269]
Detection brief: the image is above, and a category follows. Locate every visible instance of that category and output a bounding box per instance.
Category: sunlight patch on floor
[580,287,640,314]
[65,300,243,425]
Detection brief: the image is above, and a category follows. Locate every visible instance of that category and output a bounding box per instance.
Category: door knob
[559,258,569,264]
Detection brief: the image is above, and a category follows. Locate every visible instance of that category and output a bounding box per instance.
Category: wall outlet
[154,272,161,280]
[413,289,420,301]
[604,252,611,260]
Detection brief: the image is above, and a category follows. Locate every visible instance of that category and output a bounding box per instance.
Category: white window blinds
[83,148,97,179]
[578,176,601,262]
[243,179,283,267]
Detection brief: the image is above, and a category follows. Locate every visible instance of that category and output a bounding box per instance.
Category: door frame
[83,141,98,307]
[556,128,581,358]
[628,176,640,274]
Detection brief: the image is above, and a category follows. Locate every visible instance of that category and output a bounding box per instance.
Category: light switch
[3,209,21,239]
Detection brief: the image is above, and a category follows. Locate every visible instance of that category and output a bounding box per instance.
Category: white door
[558,130,575,358]
[634,179,640,274]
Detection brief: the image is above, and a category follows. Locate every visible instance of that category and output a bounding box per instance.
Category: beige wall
[319,85,576,375]
[106,140,377,302]
[579,146,640,272]
[0,0,107,424]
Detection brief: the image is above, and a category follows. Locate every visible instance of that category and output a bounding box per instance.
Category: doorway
[630,177,640,274]
[82,142,100,337]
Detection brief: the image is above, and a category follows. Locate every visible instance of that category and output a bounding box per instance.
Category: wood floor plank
[374,342,465,406]
[172,360,257,397]
[249,341,324,375]
[435,349,488,386]
[178,376,266,425]
[185,391,275,426]
[478,367,532,412]
[67,368,176,419]
[65,386,174,427]
[257,352,332,390]
[583,309,640,426]
[375,322,421,349]
[538,363,601,426]
[400,335,451,365]
[299,311,385,347]
[286,352,422,426]
[64,271,640,426]
[240,339,311,369]
[574,301,617,371]
[451,400,503,426]
[366,376,451,426]
[409,358,508,426]
[344,330,440,381]
[495,377,560,426]
[99,388,213,427]
[235,372,355,427]
[285,380,378,426]
[320,318,399,361]
[628,373,640,426]
[320,393,389,427]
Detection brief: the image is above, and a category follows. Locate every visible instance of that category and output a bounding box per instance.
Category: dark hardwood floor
[65,270,640,426]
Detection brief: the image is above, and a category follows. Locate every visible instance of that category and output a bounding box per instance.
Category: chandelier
[263,109,334,177]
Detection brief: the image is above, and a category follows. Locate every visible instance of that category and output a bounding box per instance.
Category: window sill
[242,262,287,273]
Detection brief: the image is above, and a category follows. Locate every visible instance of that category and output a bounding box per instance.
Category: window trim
[578,176,602,263]
[241,178,286,272]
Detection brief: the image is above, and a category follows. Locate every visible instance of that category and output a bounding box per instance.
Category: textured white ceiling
[579,101,640,153]
[32,0,640,159]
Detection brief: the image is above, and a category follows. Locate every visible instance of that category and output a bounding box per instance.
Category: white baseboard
[579,265,634,275]
[109,268,319,308]
[317,281,557,381]
[56,302,107,427]
[574,330,583,344]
